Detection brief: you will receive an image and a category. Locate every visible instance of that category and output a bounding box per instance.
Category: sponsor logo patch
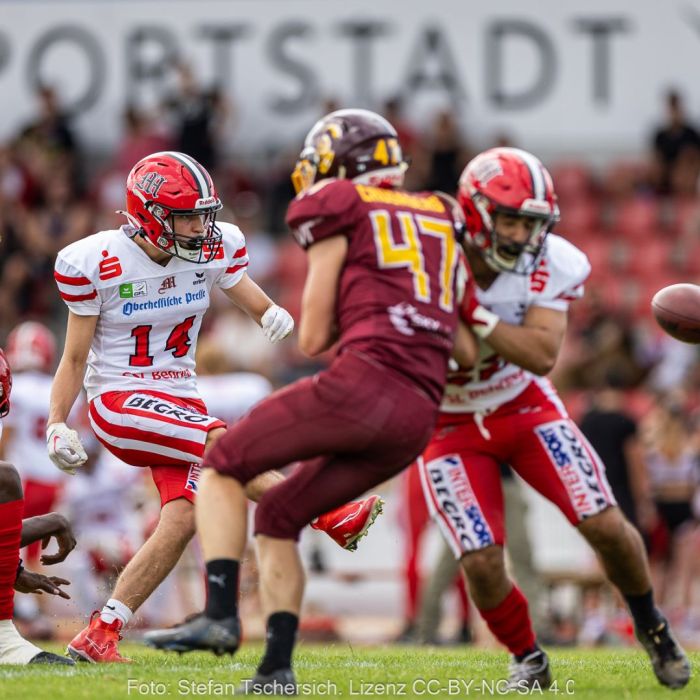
[159,276,177,293]
[119,281,148,298]
[425,455,493,551]
[186,463,201,493]
[124,395,210,423]
[535,420,608,515]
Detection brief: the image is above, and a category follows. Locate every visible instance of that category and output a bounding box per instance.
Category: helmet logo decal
[136,172,167,197]
[471,157,502,186]
[316,133,336,175]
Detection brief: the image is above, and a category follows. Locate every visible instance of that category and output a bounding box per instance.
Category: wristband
[16,557,24,581]
[471,305,500,339]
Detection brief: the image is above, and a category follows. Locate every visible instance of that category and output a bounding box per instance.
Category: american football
[651,283,700,343]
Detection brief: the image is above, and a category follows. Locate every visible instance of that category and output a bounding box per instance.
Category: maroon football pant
[206,350,439,540]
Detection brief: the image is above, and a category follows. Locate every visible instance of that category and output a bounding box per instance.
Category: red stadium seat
[667,196,700,237]
[609,196,663,241]
[558,196,602,235]
[616,239,673,276]
[549,160,595,201]
[575,237,614,271]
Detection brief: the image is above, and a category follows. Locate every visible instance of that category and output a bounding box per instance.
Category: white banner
[1,0,700,156]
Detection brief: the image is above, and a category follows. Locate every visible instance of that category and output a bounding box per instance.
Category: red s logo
[99,250,122,280]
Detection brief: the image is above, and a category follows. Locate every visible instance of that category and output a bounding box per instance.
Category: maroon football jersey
[286,179,462,403]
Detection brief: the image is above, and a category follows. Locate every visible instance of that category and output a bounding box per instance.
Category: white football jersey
[196,372,272,425]
[55,224,249,402]
[442,235,590,414]
[3,371,68,483]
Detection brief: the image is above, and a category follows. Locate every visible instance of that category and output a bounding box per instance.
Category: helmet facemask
[472,193,559,275]
[146,201,223,264]
[291,146,320,195]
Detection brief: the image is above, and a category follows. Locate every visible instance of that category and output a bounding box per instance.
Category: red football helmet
[291,108,407,194]
[123,151,223,263]
[6,321,56,373]
[458,147,560,274]
[0,348,12,418]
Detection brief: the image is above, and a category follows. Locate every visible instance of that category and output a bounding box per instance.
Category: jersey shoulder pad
[545,234,591,286]
[216,222,247,260]
[286,179,362,248]
[56,230,121,283]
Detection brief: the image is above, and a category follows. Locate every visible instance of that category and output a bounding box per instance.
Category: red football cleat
[311,495,384,551]
[67,612,131,663]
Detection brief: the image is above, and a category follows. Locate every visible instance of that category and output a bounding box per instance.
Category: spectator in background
[20,86,77,159]
[641,396,700,606]
[382,97,418,158]
[113,107,171,173]
[163,64,230,171]
[650,89,700,196]
[580,375,654,533]
[424,109,470,193]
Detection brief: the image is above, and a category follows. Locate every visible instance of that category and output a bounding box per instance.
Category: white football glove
[261,305,294,343]
[47,423,87,475]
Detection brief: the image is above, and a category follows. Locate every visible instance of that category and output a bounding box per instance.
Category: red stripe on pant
[0,499,24,620]
[89,402,206,458]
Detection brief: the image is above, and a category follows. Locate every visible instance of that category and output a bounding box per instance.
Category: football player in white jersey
[0,349,76,665]
[418,148,690,690]
[1,323,65,562]
[47,151,383,664]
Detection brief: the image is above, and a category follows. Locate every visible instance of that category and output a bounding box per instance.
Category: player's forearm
[485,322,559,376]
[47,359,84,425]
[452,323,479,368]
[20,513,67,547]
[225,273,274,324]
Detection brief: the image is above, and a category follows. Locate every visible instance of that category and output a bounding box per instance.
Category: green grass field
[1,643,697,699]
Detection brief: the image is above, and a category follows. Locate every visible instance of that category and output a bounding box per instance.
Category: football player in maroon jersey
[145,109,475,693]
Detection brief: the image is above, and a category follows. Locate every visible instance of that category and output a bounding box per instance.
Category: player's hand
[39,513,77,565]
[459,278,500,339]
[14,570,71,599]
[47,422,87,475]
[261,304,294,343]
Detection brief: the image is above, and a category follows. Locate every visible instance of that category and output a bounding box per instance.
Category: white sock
[100,599,133,627]
[0,619,42,664]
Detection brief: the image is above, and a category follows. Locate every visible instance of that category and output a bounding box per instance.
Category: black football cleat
[236,668,297,696]
[29,651,75,665]
[143,613,240,656]
[635,617,691,689]
[506,649,552,690]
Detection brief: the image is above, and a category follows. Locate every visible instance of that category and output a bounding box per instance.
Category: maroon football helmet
[0,348,12,418]
[123,151,223,264]
[458,147,559,274]
[291,108,406,194]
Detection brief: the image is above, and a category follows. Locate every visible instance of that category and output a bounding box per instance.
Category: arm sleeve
[54,254,101,315]
[285,179,362,249]
[215,234,250,290]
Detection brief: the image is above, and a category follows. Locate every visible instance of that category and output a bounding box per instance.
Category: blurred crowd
[2,73,700,647]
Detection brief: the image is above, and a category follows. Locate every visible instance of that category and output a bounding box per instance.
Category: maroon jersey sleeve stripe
[232,247,248,259]
[60,290,98,302]
[55,270,92,286]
